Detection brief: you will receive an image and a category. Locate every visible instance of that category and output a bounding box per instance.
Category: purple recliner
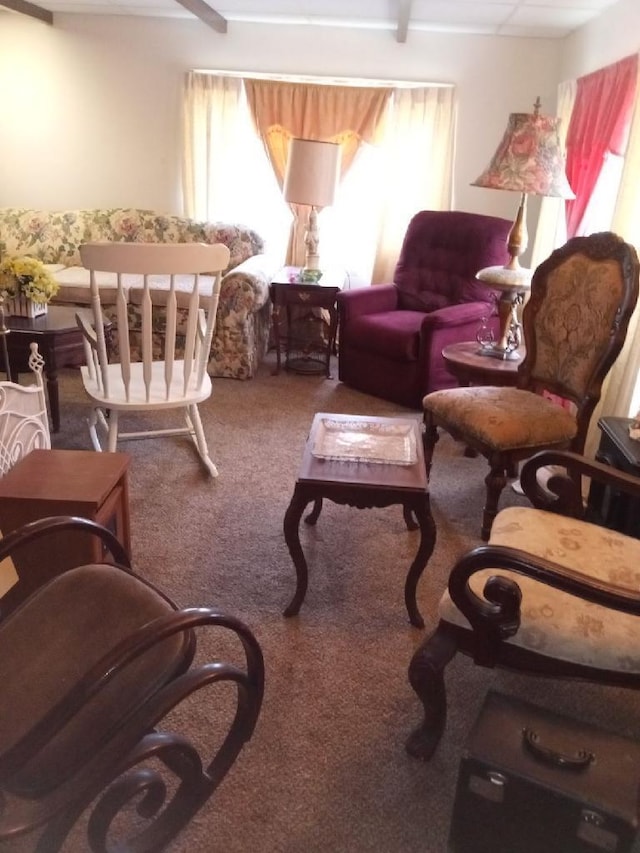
[337,210,512,409]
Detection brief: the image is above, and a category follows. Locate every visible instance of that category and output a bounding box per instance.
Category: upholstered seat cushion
[345,310,424,361]
[439,505,640,671]
[0,564,187,796]
[423,386,578,449]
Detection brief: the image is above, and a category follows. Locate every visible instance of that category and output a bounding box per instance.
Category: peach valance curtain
[244,80,392,264]
[243,79,392,187]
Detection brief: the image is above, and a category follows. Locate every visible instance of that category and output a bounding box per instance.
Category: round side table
[442,341,524,387]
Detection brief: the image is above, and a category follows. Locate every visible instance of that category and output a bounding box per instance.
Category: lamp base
[299,268,323,283]
[476,264,532,358]
[478,343,522,361]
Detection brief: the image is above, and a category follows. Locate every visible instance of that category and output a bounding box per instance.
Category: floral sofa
[0,208,277,379]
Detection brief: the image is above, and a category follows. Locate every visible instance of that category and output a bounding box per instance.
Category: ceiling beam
[396,0,411,43]
[0,0,52,24]
[173,0,227,32]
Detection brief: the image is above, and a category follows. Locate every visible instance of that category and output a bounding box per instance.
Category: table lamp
[472,97,574,359]
[283,138,341,283]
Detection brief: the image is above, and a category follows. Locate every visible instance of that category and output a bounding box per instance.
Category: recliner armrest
[337,284,399,320]
[419,300,494,331]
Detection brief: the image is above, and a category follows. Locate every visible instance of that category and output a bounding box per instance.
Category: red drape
[565,54,638,237]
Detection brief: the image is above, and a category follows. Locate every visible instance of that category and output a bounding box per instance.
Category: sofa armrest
[220,253,280,314]
[337,284,399,321]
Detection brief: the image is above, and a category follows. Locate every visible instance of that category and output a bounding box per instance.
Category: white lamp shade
[283,139,341,208]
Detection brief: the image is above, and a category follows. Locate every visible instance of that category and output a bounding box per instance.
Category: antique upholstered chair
[406,448,640,761]
[0,515,264,851]
[77,241,230,476]
[423,232,640,541]
[337,210,512,409]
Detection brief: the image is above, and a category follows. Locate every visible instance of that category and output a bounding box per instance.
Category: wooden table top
[442,340,524,386]
[297,413,427,491]
[6,304,105,334]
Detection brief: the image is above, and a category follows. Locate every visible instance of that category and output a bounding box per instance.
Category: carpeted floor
[21,353,640,851]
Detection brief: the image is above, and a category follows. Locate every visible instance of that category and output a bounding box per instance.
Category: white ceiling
[3,0,621,40]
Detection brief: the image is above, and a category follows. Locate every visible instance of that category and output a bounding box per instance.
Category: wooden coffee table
[4,305,112,432]
[283,412,435,627]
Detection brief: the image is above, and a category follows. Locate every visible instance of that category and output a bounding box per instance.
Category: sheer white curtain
[529,80,576,270]
[182,73,290,257]
[370,86,456,284]
[182,73,455,282]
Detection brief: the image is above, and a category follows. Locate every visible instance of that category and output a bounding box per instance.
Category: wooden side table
[282,413,435,627]
[442,341,523,387]
[587,416,640,538]
[0,449,131,607]
[269,266,345,378]
[5,305,113,432]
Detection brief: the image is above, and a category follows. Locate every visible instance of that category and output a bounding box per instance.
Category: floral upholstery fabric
[439,505,640,671]
[0,208,273,379]
[530,255,624,398]
[423,386,577,449]
[422,250,625,450]
[0,208,263,271]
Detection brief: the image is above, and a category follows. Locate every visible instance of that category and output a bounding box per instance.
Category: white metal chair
[0,342,50,477]
[77,241,230,477]
[0,340,51,597]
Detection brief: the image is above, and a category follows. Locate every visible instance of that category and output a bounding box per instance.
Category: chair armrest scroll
[0,606,264,782]
[520,449,640,517]
[449,543,640,640]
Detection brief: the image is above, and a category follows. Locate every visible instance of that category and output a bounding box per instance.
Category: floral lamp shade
[472,109,575,199]
[472,98,574,273]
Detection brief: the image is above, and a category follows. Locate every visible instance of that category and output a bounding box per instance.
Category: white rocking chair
[77,241,230,477]
[0,342,51,477]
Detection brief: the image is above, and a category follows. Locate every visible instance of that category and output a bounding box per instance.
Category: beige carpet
[19,353,640,851]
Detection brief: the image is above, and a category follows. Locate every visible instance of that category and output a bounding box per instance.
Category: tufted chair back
[394,210,511,312]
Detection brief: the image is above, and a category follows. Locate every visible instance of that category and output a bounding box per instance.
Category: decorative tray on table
[311,418,417,465]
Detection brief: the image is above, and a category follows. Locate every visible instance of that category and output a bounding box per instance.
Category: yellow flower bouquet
[0,256,59,308]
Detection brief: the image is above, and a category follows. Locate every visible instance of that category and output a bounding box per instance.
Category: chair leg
[422,411,439,480]
[482,455,510,541]
[107,410,119,453]
[187,404,219,477]
[406,622,457,761]
[87,408,105,452]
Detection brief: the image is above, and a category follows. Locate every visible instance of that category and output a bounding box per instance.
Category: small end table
[269,266,345,378]
[0,448,131,609]
[587,416,640,538]
[5,304,112,432]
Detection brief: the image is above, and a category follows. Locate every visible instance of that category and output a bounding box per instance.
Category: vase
[7,295,48,319]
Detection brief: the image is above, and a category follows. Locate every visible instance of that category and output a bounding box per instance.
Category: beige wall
[561,0,639,81]
[0,12,561,230]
